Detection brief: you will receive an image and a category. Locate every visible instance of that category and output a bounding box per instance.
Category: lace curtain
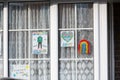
[9,2,50,80]
[8,2,94,80]
[59,3,94,80]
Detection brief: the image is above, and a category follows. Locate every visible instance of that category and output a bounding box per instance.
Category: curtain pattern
[77,4,93,28]
[59,3,94,80]
[9,2,50,80]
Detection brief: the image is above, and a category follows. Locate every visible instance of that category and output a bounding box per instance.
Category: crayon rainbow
[78,39,90,54]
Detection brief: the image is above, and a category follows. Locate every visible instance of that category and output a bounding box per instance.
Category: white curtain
[59,4,94,80]
[77,4,93,28]
[59,4,75,28]
[9,2,50,80]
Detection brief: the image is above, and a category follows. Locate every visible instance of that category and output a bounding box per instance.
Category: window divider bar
[28,4,31,80]
[59,58,94,61]
[3,2,8,77]
[8,58,50,61]
[50,3,58,80]
[8,29,50,31]
[75,3,77,80]
[59,28,93,31]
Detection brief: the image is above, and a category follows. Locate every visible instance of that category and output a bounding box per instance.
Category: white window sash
[2,2,108,80]
[50,3,58,80]
[3,2,8,77]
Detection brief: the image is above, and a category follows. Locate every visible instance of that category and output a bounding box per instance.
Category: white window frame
[3,2,8,77]
[99,3,108,80]
[50,3,58,80]
[94,3,108,80]
[2,1,108,80]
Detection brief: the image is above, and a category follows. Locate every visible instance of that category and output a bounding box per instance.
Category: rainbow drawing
[78,39,90,54]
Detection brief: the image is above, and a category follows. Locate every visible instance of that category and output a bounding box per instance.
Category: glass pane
[30,60,50,80]
[0,4,3,78]
[77,30,94,58]
[59,4,75,28]
[9,3,28,29]
[0,4,3,30]
[0,60,3,77]
[9,2,50,80]
[77,60,94,80]
[59,61,76,80]
[59,3,94,80]
[9,31,29,59]
[29,3,50,29]
[0,32,3,59]
[77,4,93,28]
[9,3,50,29]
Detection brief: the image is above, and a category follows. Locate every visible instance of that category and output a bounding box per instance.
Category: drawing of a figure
[37,36,43,49]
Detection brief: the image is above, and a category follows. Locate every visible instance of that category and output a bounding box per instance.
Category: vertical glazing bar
[75,4,77,80]
[50,3,58,80]
[28,4,31,80]
[70,4,74,59]
[24,5,27,58]
[16,6,18,59]
[93,3,100,80]
[3,2,8,77]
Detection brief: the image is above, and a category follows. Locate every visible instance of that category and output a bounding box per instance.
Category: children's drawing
[32,32,48,54]
[10,64,29,79]
[78,39,90,55]
[61,31,74,47]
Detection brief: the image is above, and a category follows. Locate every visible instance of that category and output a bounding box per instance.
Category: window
[0,1,108,80]
[58,3,94,80]
[8,2,50,80]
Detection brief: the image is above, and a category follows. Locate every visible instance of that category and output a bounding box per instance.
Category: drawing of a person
[37,36,43,49]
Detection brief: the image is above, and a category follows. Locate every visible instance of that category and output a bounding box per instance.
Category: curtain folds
[59,3,94,80]
[9,2,50,80]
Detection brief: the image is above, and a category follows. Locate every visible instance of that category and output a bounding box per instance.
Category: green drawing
[37,36,43,48]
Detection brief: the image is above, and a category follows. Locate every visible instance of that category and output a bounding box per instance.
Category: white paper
[61,31,74,47]
[32,31,48,54]
[10,64,29,79]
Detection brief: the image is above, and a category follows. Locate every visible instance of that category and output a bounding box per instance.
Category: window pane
[8,2,50,80]
[9,3,28,29]
[29,3,50,29]
[59,4,75,28]
[0,4,3,78]
[59,61,76,80]
[77,30,94,58]
[77,60,94,80]
[9,31,29,59]
[30,60,50,80]
[77,4,93,28]
[58,3,94,80]
[9,3,50,29]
